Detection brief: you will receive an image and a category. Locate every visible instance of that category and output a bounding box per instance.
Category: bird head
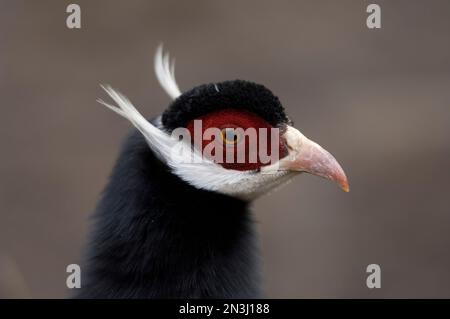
[99,46,349,201]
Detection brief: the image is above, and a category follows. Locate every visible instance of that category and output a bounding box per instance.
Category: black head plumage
[162,80,291,131]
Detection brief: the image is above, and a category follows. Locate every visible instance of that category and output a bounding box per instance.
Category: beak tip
[280,125,350,193]
[339,179,350,193]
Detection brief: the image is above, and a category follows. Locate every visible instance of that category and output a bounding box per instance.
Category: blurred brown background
[1,0,450,298]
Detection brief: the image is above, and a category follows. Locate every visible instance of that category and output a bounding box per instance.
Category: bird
[75,45,349,299]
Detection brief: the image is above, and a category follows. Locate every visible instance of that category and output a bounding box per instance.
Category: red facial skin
[186,109,288,171]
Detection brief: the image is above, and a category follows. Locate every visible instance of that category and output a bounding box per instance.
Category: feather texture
[154,44,182,99]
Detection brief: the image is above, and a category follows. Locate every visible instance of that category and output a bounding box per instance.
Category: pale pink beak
[268,126,349,192]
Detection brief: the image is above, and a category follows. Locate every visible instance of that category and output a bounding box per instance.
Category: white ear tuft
[154,44,182,100]
[97,85,175,162]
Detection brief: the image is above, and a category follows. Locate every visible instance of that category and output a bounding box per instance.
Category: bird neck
[78,131,261,298]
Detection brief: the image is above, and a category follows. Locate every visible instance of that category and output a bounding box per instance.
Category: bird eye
[220,128,241,145]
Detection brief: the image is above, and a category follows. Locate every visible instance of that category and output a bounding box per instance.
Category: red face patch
[186,109,288,171]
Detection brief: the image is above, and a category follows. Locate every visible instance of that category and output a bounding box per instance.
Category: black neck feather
[77,130,261,298]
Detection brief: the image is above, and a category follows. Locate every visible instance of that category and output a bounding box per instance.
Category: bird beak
[263,125,349,192]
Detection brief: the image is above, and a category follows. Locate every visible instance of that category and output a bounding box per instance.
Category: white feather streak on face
[154,44,182,100]
[97,86,294,201]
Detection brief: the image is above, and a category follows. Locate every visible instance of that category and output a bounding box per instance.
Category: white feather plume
[97,85,176,162]
[154,44,182,99]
